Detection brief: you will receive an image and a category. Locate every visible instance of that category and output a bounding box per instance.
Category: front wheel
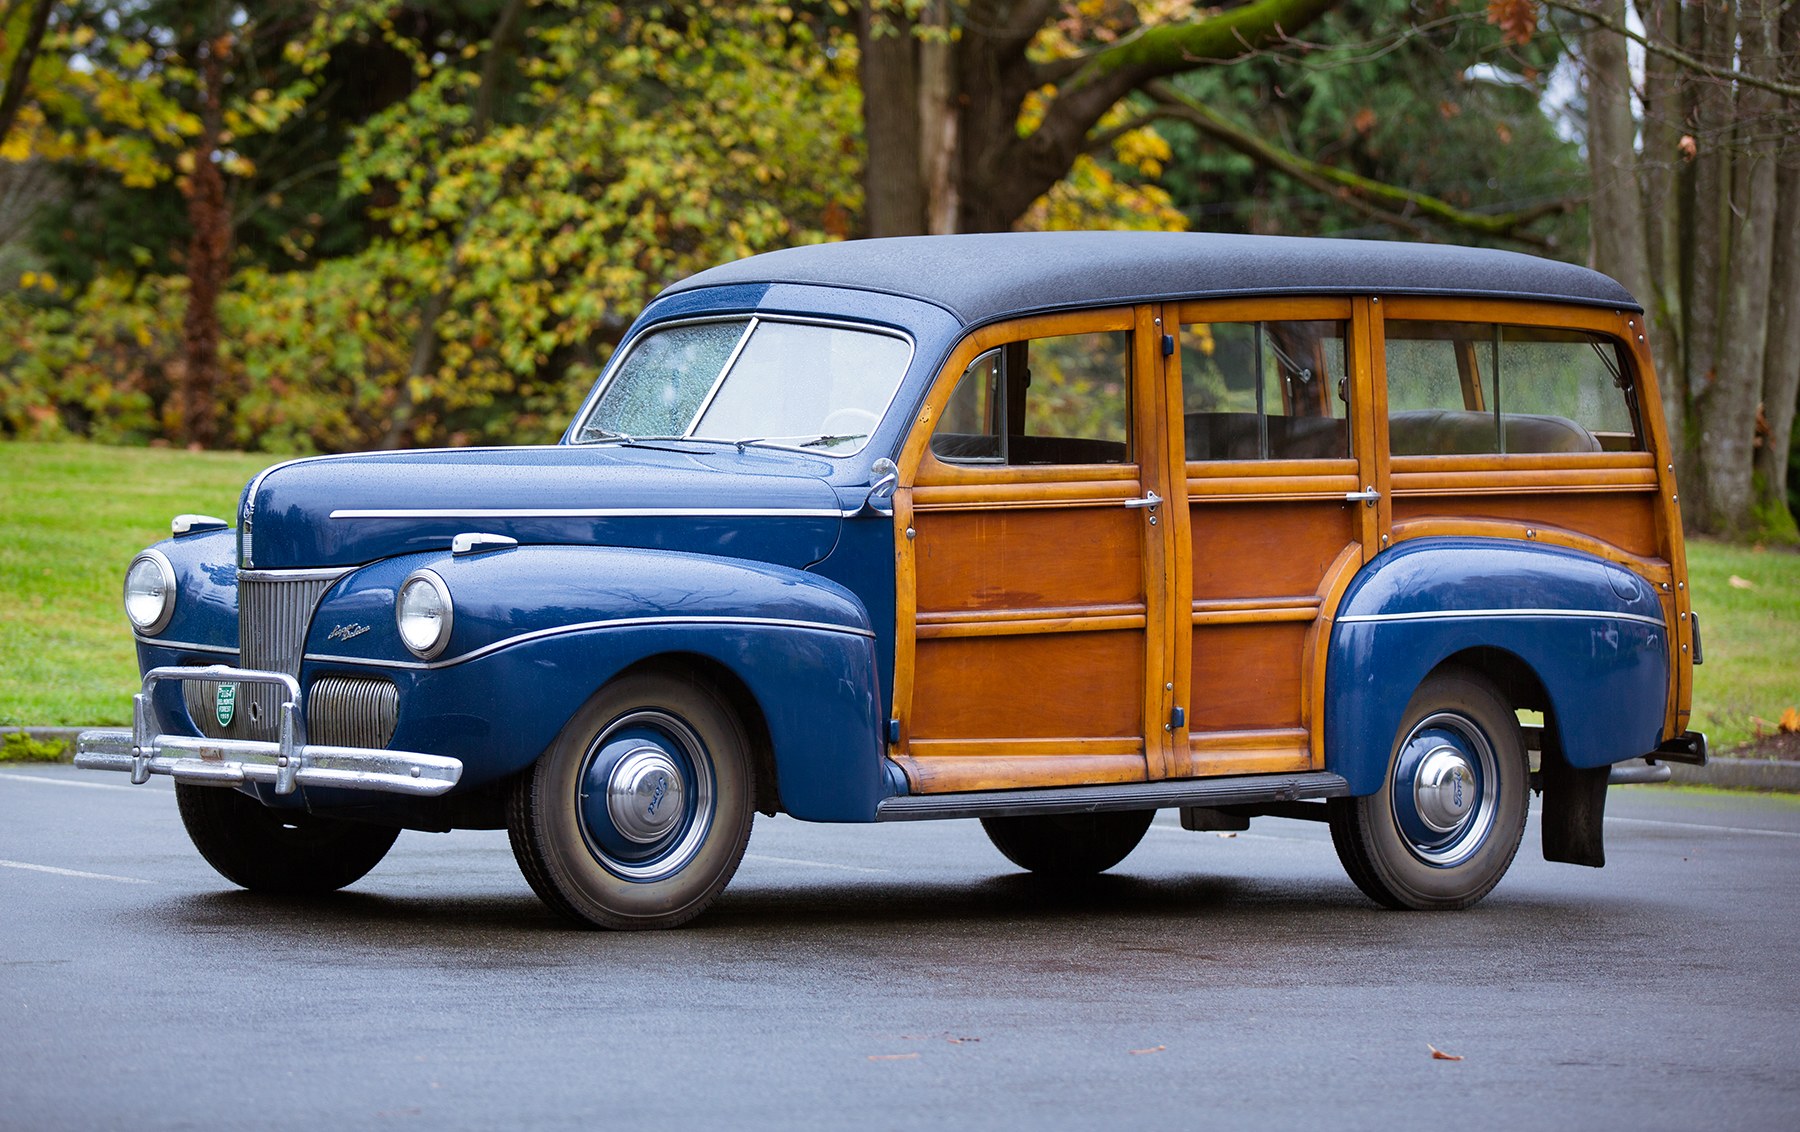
[981,810,1153,876]
[508,672,754,930]
[1328,668,1529,910]
[175,783,400,894]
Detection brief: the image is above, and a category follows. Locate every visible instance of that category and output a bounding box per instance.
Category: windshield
[573,317,912,455]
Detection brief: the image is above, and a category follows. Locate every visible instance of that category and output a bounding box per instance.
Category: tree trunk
[1694,1,1778,538]
[856,0,1340,236]
[1755,3,1800,536]
[1636,0,1688,453]
[1585,0,1649,302]
[859,1,926,237]
[178,34,231,450]
[0,0,54,146]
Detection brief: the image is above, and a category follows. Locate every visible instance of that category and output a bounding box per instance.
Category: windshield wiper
[579,430,738,448]
[733,434,868,451]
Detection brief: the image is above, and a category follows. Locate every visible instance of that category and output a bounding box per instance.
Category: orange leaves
[1428,1044,1465,1061]
[1486,0,1538,45]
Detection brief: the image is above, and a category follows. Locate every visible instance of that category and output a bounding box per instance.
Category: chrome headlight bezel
[395,569,454,660]
[123,549,177,635]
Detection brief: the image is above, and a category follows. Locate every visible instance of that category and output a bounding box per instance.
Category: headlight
[395,569,453,659]
[123,550,176,635]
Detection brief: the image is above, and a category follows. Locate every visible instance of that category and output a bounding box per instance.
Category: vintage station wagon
[79,232,1707,927]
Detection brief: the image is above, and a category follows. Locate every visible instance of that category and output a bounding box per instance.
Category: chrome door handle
[1124,490,1162,509]
[1345,487,1380,503]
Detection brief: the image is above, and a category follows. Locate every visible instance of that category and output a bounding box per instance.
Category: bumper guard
[74,664,462,798]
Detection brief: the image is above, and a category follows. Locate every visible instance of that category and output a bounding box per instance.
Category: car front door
[889,307,1185,793]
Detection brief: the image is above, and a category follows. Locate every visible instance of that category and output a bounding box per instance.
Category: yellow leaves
[1020,153,1186,233]
[1114,126,1172,178]
[18,271,59,294]
[0,126,29,162]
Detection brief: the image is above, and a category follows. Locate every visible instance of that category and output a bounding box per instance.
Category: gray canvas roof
[663,231,1640,326]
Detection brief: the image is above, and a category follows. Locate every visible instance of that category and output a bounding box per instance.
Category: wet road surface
[3,765,1798,1130]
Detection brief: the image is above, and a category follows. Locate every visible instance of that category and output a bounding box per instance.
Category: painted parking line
[1602,815,1800,839]
[743,853,890,874]
[0,771,148,793]
[0,859,154,885]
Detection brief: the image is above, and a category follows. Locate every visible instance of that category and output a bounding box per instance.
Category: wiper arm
[734,434,868,451]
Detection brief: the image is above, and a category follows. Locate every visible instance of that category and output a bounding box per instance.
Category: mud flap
[1540,745,1608,868]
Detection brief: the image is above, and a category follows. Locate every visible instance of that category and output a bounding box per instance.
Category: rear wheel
[509,672,754,930]
[1328,668,1528,910]
[175,783,400,894]
[981,810,1153,876]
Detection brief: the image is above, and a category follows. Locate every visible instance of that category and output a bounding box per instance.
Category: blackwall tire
[175,782,400,894]
[508,672,754,930]
[1328,668,1529,910]
[981,810,1153,876]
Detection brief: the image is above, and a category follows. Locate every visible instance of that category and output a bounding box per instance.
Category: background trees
[1563,0,1800,541]
[0,0,1793,538]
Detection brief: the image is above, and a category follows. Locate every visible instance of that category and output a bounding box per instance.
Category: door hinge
[1161,333,1175,357]
[1165,705,1186,733]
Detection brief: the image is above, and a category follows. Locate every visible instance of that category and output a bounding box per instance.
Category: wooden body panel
[887,292,1692,795]
[1390,492,1660,558]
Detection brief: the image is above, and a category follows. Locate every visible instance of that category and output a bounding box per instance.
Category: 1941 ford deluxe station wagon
[78,232,1707,928]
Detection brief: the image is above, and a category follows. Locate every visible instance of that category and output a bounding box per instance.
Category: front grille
[307,676,399,749]
[185,569,345,742]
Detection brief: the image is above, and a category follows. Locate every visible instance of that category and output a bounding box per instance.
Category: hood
[240,445,844,570]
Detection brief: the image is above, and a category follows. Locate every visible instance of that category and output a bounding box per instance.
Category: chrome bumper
[74,664,462,798]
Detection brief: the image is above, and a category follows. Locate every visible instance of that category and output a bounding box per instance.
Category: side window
[930,331,1131,465]
[1386,321,1641,455]
[1180,319,1350,461]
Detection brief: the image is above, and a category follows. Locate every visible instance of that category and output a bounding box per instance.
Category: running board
[875,771,1352,822]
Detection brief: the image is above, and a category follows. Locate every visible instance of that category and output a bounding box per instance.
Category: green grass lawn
[2,440,1796,752]
[1685,537,1800,749]
[0,442,269,727]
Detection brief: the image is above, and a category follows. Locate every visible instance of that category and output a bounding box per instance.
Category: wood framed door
[890,307,1182,793]
[1165,297,1379,776]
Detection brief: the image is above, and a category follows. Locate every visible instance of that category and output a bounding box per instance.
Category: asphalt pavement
[3,765,1798,1131]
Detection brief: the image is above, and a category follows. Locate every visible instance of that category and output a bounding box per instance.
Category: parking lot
[3,765,1797,1130]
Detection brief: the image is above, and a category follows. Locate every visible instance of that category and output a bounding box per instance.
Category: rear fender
[1325,538,1670,797]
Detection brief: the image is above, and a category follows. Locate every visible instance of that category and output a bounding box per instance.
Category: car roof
[662,231,1640,327]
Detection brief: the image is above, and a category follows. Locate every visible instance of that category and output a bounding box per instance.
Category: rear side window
[1179,319,1350,461]
[1385,321,1641,455]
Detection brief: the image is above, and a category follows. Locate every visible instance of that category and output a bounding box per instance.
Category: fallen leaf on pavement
[1428,1044,1464,1061]
[1129,1046,1166,1055]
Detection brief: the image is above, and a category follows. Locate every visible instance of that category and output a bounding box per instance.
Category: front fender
[1325,538,1670,796]
[300,545,887,820]
[132,528,240,659]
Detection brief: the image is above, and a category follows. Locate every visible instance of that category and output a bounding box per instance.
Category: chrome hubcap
[1390,711,1498,868]
[1413,746,1476,834]
[576,710,715,882]
[606,747,687,844]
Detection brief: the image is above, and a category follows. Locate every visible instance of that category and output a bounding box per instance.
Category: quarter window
[931,330,1131,465]
[1385,321,1641,454]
